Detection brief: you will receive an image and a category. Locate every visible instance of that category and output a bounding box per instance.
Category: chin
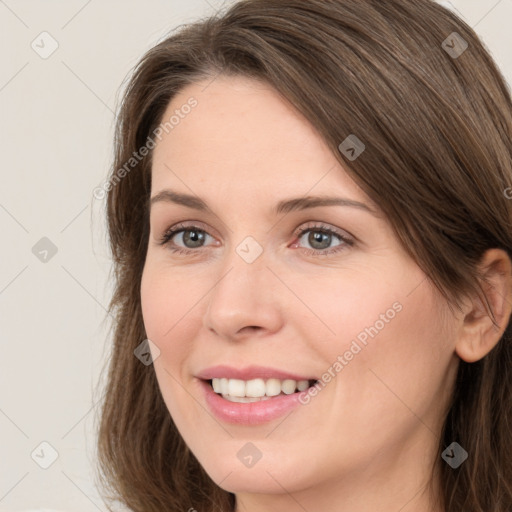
[189,441,320,495]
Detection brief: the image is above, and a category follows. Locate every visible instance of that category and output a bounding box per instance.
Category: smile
[198,377,320,425]
[208,377,318,402]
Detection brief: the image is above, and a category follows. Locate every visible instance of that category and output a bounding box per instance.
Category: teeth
[297,380,309,391]
[210,377,313,398]
[228,378,246,397]
[246,378,266,397]
[212,378,221,393]
[266,378,282,396]
[281,379,297,394]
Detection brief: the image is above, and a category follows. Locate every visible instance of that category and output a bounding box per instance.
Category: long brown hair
[94,1,512,510]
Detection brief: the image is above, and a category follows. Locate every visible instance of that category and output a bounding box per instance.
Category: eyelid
[292,221,353,241]
[159,219,216,239]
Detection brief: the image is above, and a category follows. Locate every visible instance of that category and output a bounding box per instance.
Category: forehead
[150,75,374,209]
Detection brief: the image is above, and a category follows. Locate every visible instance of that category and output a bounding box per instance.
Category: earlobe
[454,248,512,363]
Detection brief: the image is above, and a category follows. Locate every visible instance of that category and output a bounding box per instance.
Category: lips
[198,378,314,425]
[195,364,320,425]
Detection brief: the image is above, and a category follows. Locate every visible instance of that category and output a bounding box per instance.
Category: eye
[158,222,216,255]
[292,222,354,257]
[157,221,354,257]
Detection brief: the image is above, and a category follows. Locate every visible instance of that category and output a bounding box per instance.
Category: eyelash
[157,221,354,257]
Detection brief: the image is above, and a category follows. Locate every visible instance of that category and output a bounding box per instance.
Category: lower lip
[198,379,310,426]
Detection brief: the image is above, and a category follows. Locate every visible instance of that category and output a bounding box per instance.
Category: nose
[202,245,284,341]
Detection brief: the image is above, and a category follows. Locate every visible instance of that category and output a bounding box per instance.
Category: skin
[140,75,512,512]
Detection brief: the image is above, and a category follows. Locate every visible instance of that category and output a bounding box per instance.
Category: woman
[94,1,512,511]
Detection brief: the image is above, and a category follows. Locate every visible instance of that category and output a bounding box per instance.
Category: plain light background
[1,0,511,510]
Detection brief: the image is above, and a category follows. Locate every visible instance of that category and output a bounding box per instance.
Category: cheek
[301,268,402,354]
[315,266,451,398]
[141,274,165,346]
[140,266,194,391]
[141,264,192,341]
[348,279,453,417]
[140,266,196,417]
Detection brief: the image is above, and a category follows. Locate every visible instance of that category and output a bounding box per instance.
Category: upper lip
[196,365,318,382]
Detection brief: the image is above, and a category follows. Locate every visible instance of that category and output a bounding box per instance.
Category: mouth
[204,377,319,403]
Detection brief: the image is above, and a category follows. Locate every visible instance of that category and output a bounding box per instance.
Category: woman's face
[141,75,460,506]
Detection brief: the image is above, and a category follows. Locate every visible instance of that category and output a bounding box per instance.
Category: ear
[455,248,512,363]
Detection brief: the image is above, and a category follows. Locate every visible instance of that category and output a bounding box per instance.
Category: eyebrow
[150,189,379,216]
